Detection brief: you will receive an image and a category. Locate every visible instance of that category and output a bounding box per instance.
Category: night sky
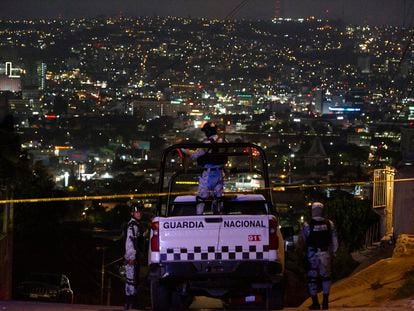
[0,0,410,25]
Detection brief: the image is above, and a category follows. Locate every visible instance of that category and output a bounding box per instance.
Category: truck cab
[148,142,285,310]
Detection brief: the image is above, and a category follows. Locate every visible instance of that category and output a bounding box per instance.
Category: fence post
[106,277,111,306]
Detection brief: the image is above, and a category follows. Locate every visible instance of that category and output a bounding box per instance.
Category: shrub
[392,270,414,300]
[332,245,359,281]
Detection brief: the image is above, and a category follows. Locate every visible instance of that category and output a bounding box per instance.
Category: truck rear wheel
[151,280,171,311]
[171,290,194,310]
[266,284,284,310]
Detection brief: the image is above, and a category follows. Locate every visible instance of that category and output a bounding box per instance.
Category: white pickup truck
[148,142,285,310]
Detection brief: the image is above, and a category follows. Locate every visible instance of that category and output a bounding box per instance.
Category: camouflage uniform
[124,217,141,309]
[189,134,226,214]
[302,215,338,309]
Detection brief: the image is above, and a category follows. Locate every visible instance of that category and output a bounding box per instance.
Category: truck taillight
[151,221,160,252]
[269,218,279,250]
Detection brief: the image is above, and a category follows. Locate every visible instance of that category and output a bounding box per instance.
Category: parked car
[281,226,296,251]
[15,273,74,303]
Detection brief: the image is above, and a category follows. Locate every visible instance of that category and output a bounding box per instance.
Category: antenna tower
[275,0,282,18]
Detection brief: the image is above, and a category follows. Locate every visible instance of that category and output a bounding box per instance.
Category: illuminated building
[0,76,21,92]
[37,62,47,90]
[5,62,12,77]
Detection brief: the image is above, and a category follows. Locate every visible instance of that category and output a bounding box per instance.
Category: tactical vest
[197,137,228,167]
[306,219,331,251]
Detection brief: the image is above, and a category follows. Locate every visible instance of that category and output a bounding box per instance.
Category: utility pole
[97,246,107,305]
[275,0,282,19]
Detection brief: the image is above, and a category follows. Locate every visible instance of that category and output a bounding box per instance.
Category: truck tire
[268,284,284,310]
[151,280,171,311]
[171,291,194,310]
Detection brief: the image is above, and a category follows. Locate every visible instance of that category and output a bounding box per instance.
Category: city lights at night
[1,1,414,310]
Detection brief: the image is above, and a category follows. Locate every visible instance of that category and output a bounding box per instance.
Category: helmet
[311,202,324,217]
[311,202,324,209]
[128,201,144,213]
[201,122,217,137]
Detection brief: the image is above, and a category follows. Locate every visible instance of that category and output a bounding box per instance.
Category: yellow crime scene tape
[0,177,413,205]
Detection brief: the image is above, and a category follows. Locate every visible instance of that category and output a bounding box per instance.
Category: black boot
[309,295,320,310]
[322,294,329,309]
[130,294,138,309]
[124,295,134,310]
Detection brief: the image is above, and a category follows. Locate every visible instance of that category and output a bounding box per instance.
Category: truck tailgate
[218,215,270,260]
[157,215,271,262]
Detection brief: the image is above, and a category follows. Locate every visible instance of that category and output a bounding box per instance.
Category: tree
[325,191,379,252]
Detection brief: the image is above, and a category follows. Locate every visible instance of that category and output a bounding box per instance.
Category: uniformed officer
[124,201,143,310]
[302,202,338,310]
[181,122,227,215]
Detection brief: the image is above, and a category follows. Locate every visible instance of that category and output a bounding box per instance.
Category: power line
[224,0,251,20]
